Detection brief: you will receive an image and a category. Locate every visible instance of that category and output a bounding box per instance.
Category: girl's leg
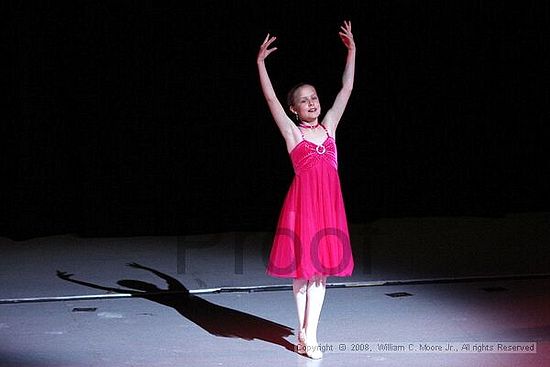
[293,278,308,352]
[304,275,327,358]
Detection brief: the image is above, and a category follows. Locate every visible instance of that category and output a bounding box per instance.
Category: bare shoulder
[282,123,303,153]
[321,116,337,137]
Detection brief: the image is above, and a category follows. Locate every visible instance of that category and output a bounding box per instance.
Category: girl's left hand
[339,20,355,51]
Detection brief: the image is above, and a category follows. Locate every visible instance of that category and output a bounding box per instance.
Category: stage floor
[1,216,549,366]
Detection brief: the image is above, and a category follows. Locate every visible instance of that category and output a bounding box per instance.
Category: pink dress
[267,124,354,279]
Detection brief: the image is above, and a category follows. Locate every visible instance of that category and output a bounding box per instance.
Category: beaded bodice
[289,125,338,175]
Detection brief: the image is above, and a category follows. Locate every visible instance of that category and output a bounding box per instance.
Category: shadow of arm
[127,263,187,292]
[56,270,136,294]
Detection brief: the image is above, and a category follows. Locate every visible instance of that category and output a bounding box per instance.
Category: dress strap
[297,126,306,139]
[320,123,330,138]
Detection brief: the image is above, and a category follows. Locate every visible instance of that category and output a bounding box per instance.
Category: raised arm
[257,34,299,145]
[56,271,136,294]
[127,262,187,293]
[324,21,356,133]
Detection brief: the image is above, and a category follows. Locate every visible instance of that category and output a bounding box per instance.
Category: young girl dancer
[257,21,356,359]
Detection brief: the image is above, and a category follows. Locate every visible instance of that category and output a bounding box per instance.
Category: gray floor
[1,214,549,366]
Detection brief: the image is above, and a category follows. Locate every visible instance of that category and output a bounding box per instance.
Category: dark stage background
[5,1,549,240]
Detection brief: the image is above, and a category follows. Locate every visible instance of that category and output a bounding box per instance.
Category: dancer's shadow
[57,262,295,352]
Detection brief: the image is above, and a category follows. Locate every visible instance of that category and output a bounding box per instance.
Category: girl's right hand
[257,34,278,63]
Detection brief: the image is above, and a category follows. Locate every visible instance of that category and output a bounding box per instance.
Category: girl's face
[291,85,321,123]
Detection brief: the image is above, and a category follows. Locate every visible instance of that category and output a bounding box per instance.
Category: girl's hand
[339,20,355,51]
[257,34,278,63]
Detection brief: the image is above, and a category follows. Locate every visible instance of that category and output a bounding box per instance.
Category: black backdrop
[5,0,549,239]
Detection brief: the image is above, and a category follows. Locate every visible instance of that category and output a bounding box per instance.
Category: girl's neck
[299,120,320,128]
